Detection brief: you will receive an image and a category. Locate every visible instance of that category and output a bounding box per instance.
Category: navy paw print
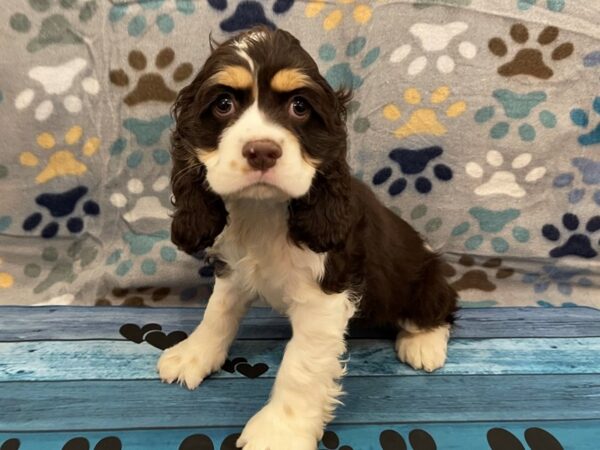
[208,0,295,32]
[373,146,453,195]
[379,429,437,450]
[542,213,600,259]
[22,186,100,238]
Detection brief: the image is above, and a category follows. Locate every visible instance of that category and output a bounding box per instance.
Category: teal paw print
[517,0,565,12]
[475,89,556,142]
[319,36,380,90]
[452,207,530,253]
[391,204,443,235]
[109,0,195,36]
[24,239,98,294]
[110,115,173,169]
[10,0,97,53]
[570,96,600,146]
[346,100,371,134]
[106,229,178,277]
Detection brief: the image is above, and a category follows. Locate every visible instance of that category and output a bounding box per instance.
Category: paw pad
[20,126,100,184]
[110,176,170,223]
[110,48,193,106]
[475,89,556,142]
[373,146,453,196]
[489,24,573,79]
[10,0,97,53]
[553,158,600,206]
[306,0,372,31]
[570,96,600,146]
[379,429,437,450]
[109,0,195,36]
[517,0,565,12]
[444,255,514,292]
[542,213,600,258]
[487,427,564,450]
[390,21,477,75]
[384,87,466,139]
[321,430,353,450]
[208,0,295,32]
[523,263,592,296]
[319,37,380,90]
[97,286,172,307]
[466,150,546,197]
[22,186,100,238]
[111,115,173,167]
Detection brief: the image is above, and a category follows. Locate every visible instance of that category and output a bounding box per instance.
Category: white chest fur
[211,197,326,312]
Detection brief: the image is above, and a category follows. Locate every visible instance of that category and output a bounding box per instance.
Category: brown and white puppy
[158,27,458,450]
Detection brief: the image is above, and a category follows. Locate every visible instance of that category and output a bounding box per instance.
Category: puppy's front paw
[237,405,317,450]
[395,325,450,373]
[157,337,225,390]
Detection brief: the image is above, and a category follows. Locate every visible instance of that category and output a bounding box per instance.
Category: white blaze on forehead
[233,30,268,72]
[236,50,255,73]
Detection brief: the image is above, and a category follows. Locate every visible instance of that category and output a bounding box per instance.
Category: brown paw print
[487,427,563,450]
[95,286,171,306]
[109,47,193,106]
[380,429,437,450]
[62,436,122,450]
[320,430,353,450]
[488,24,573,79]
[443,255,514,292]
[1,439,20,450]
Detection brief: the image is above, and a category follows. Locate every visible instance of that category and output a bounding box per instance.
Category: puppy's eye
[212,94,236,118]
[289,96,310,120]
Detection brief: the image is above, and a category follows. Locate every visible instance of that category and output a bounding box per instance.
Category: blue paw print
[372,146,453,196]
[553,158,600,205]
[452,207,530,253]
[475,89,556,142]
[542,213,600,258]
[570,96,600,146]
[523,264,592,296]
[111,115,172,169]
[319,37,380,90]
[109,0,195,36]
[0,215,11,232]
[106,229,177,276]
[22,186,100,238]
[517,0,565,12]
[584,51,600,67]
[208,0,295,32]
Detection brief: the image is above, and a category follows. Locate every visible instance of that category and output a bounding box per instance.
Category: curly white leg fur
[395,323,450,373]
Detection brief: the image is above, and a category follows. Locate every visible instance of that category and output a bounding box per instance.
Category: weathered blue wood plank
[2,337,600,382]
[2,375,600,431]
[1,306,599,341]
[2,420,600,450]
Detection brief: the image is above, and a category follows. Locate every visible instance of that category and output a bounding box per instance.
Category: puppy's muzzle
[242,140,282,171]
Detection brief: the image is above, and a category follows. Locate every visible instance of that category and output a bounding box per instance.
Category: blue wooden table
[1,306,600,450]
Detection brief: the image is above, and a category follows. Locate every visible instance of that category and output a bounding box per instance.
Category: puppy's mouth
[232,171,290,200]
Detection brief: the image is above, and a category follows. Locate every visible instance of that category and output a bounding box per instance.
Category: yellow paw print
[0,257,14,289]
[305,0,375,31]
[383,86,467,139]
[19,126,100,184]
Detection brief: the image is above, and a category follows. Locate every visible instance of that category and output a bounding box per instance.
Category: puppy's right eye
[212,94,236,118]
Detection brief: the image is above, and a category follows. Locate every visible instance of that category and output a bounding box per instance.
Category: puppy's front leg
[157,277,252,389]
[238,290,355,450]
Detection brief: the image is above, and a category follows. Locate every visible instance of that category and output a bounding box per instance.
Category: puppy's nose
[242,140,282,171]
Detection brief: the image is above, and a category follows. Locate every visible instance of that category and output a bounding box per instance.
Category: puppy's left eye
[289,96,311,120]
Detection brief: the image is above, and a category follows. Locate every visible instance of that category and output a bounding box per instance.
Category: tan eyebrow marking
[271,68,312,92]
[210,65,253,89]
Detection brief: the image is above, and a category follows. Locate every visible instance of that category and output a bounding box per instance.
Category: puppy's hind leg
[395,256,458,373]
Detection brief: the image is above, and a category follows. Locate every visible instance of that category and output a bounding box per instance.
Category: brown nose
[242,140,282,171]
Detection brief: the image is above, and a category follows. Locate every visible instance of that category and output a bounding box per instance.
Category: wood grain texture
[2,420,600,450]
[2,375,600,431]
[2,337,600,382]
[1,306,599,342]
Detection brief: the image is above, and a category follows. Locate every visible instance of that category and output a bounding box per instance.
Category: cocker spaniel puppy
[158,26,458,450]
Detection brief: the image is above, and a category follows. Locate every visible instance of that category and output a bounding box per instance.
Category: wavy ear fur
[170,83,228,255]
[288,160,353,253]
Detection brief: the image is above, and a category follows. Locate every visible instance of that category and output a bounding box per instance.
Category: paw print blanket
[0,0,598,308]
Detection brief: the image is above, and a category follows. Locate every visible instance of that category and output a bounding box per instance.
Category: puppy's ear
[170,82,227,255]
[288,160,353,253]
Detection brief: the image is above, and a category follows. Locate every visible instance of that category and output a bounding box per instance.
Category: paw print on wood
[487,427,564,450]
[466,150,546,198]
[110,47,193,106]
[488,24,573,79]
[383,87,466,139]
[19,126,100,184]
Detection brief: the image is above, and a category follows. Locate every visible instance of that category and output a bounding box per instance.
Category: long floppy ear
[170,82,228,255]
[288,159,353,253]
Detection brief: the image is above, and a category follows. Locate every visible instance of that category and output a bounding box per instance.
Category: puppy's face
[173,28,348,201]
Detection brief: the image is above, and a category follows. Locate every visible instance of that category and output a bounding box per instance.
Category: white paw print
[466,151,547,198]
[390,21,477,75]
[15,58,99,121]
[110,176,171,222]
